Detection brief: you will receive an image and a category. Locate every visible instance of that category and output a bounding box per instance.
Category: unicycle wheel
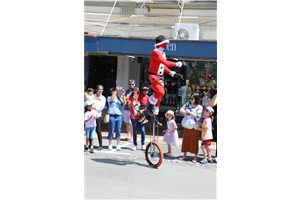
[145,141,163,168]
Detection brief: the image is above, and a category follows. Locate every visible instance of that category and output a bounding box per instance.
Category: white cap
[165,110,175,118]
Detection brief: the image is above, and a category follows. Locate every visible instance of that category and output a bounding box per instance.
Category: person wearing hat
[162,110,179,156]
[137,87,150,124]
[147,35,188,125]
[84,101,99,153]
[107,86,126,151]
[195,106,214,164]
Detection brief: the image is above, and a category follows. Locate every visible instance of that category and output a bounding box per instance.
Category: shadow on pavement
[91,158,158,169]
[162,154,217,164]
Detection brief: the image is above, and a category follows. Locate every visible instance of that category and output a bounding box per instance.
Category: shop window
[87,56,117,97]
[138,59,217,118]
[183,61,217,109]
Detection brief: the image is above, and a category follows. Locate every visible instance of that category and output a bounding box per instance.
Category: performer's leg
[147,81,164,115]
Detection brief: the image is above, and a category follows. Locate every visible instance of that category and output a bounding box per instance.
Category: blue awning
[84,36,217,59]
[84,37,99,52]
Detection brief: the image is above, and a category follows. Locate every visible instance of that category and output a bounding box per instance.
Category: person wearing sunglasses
[122,79,137,142]
[195,106,214,164]
[179,92,203,163]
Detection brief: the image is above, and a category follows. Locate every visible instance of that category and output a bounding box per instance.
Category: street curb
[84,131,216,150]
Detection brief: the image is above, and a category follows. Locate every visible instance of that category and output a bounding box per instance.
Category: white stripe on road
[93,142,132,155]
[120,142,131,147]
[96,151,131,155]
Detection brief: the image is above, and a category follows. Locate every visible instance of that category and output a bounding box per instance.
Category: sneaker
[151,116,162,127]
[116,145,121,151]
[154,119,163,127]
[142,119,149,124]
[213,157,217,163]
[90,148,94,153]
[84,146,89,152]
[138,116,145,123]
[131,146,137,151]
[96,146,103,151]
[142,145,146,151]
[147,104,155,116]
[200,159,208,164]
[108,145,113,151]
[208,159,213,163]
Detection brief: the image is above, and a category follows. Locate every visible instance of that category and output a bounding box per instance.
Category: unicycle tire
[145,141,163,168]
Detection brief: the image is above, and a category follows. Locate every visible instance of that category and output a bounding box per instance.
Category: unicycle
[145,117,164,168]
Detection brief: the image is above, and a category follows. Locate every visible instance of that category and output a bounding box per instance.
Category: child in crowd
[138,87,150,124]
[85,88,101,103]
[162,110,179,156]
[84,101,99,153]
[195,106,214,164]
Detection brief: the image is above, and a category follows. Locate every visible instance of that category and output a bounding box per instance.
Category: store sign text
[166,43,176,51]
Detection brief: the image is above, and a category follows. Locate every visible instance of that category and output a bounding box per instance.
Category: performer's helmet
[154,35,170,46]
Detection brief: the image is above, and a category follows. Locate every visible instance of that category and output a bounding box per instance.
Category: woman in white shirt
[93,84,106,150]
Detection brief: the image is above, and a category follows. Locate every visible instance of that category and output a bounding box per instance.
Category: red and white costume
[148,45,180,115]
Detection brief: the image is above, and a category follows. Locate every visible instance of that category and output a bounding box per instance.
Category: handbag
[181,112,195,129]
[103,100,117,123]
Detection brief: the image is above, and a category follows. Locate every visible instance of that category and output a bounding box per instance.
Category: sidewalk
[84,130,216,150]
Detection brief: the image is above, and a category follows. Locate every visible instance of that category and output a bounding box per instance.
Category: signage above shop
[84,36,217,59]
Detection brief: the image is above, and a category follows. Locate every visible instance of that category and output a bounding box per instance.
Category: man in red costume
[147,35,188,126]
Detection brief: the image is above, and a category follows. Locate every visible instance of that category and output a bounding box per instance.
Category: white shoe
[142,145,146,151]
[116,145,121,151]
[154,107,159,115]
[131,146,137,151]
[108,145,113,151]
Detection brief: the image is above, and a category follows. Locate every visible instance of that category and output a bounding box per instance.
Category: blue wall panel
[84,37,99,52]
[85,36,217,58]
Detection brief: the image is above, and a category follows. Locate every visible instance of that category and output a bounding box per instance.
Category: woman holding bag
[179,92,203,162]
[106,86,126,151]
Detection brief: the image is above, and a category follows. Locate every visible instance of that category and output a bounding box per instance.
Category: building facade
[84,0,217,123]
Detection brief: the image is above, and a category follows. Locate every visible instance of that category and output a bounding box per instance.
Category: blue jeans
[85,126,96,139]
[131,118,145,146]
[108,114,122,140]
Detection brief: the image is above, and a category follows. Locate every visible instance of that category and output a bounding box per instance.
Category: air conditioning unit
[174,23,199,40]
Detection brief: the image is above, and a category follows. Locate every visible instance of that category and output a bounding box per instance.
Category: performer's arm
[153,51,177,67]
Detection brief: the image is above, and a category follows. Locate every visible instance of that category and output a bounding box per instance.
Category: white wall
[84,4,217,40]
[116,56,130,89]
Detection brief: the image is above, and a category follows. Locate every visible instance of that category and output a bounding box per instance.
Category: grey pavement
[84,134,217,199]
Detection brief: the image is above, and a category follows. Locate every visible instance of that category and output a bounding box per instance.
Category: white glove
[169,71,176,77]
[176,61,182,68]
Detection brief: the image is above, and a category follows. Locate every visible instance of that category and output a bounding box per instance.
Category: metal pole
[124,1,146,37]
[100,0,118,36]
[127,5,146,37]
[174,0,185,39]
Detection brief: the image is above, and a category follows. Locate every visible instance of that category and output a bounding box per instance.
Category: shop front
[84,35,217,126]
